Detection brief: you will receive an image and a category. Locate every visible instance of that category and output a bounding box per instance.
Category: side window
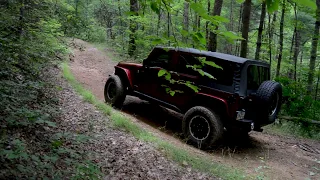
[175,54,201,75]
[144,51,171,68]
[202,58,235,86]
[247,65,269,90]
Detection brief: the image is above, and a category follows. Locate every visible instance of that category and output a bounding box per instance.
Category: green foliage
[266,0,279,13]
[0,0,102,178]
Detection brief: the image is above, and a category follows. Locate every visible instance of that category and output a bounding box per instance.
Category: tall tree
[226,0,234,54]
[255,1,266,60]
[240,0,252,58]
[128,0,139,57]
[276,0,286,78]
[307,0,320,93]
[235,3,243,55]
[208,0,224,52]
[206,0,211,44]
[289,4,299,80]
[183,2,189,44]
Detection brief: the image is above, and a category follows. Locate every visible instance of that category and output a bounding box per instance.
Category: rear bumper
[233,119,263,132]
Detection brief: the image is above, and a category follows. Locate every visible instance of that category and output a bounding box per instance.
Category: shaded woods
[0,0,320,178]
[93,0,320,126]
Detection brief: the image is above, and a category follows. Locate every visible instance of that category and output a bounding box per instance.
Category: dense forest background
[47,0,320,122]
[0,0,320,178]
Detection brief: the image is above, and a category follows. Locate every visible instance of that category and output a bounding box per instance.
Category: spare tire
[255,81,282,124]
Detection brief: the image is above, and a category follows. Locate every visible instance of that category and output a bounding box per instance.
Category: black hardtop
[153,46,270,67]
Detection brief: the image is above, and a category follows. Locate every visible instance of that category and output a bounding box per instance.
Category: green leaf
[291,0,316,10]
[51,140,63,149]
[165,72,171,80]
[185,81,200,92]
[197,69,205,76]
[190,3,205,16]
[266,0,279,13]
[150,1,160,14]
[31,155,40,162]
[125,11,137,16]
[45,120,57,127]
[7,152,18,159]
[181,29,189,37]
[203,61,223,69]
[169,91,175,96]
[203,72,215,79]
[212,15,230,23]
[196,32,206,45]
[236,0,245,3]
[219,31,243,41]
[165,87,170,93]
[152,38,163,45]
[158,69,167,77]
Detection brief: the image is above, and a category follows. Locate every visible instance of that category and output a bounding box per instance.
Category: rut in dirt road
[69,39,320,180]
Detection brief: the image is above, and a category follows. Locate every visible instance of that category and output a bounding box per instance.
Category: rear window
[247,65,269,90]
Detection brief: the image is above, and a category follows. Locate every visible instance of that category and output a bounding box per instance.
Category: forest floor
[69,39,320,180]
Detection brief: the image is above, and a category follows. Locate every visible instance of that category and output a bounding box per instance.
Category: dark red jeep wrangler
[104,47,282,148]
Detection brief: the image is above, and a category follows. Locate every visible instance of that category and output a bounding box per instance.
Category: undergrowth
[264,121,320,140]
[62,62,247,180]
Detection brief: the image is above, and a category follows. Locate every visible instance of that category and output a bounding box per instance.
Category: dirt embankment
[69,39,320,180]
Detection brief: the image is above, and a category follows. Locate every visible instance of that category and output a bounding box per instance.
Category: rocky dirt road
[69,39,320,180]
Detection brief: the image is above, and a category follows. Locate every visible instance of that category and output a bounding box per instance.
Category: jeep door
[135,49,173,100]
[164,53,201,107]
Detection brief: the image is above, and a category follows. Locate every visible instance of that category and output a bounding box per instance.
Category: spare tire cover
[255,81,282,124]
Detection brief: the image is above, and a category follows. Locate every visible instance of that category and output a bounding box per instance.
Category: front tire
[182,106,223,149]
[104,75,126,108]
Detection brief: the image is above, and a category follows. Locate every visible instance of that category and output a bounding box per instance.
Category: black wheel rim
[269,92,279,116]
[107,82,116,100]
[189,115,210,141]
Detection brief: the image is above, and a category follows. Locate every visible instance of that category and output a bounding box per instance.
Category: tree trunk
[156,11,161,36]
[315,65,320,100]
[292,32,300,81]
[208,0,224,52]
[276,0,285,78]
[206,0,211,45]
[307,0,320,94]
[235,4,243,56]
[226,0,234,54]
[18,0,24,38]
[298,44,304,82]
[254,1,266,60]
[240,0,251,58]
[289,4,298,80]
[268,14,272,66]
[193,0,198,33]
[128,0,138,57]
[167,11,170,45]
[183,2,189,44]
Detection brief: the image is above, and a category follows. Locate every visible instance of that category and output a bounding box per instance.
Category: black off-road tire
[256,81,282,123]
[182,106,223,149]
[104,75,126,108]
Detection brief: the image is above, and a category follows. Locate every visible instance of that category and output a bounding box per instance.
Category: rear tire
[182,106,223,149]
[104,75,126,108]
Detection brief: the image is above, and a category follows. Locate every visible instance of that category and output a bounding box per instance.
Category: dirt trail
[70,39,320,180]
